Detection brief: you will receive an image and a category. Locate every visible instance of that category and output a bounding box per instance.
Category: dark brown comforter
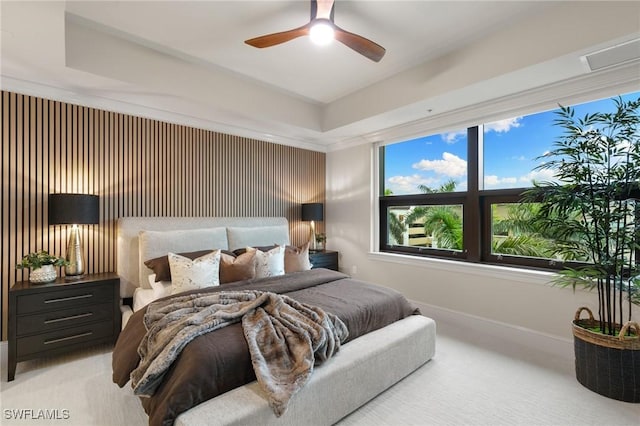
[112,269,418,426]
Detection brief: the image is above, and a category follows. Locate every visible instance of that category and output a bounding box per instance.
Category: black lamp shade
[301,203,324,221]
[48,193,99,225]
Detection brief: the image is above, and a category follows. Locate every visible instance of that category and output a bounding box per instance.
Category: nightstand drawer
[16,284,113,315]
[16,302,114,336]
[309,251,339,271]
[16,320,114,357]
[311,257,335,268]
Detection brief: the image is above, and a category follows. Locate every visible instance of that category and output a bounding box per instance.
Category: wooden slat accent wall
[0,90,325,340]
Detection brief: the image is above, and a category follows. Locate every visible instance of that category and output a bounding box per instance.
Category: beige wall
[1,90,326,340]
[326,143,638,342]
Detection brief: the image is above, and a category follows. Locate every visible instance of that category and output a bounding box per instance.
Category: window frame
[379,128,480,262]
[378,126,576,272]
[479,189,573,270]
[380,191,469,260]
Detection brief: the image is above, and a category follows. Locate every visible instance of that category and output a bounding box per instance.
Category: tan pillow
[285,242,312,273]
[220,251,256,284]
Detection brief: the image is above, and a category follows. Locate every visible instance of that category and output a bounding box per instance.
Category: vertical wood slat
[0,90,326,340]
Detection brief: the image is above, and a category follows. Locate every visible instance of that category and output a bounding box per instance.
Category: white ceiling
[1,1,639,151]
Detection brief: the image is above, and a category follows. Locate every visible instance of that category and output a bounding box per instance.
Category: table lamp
[48,193,99,277]
[301,203,324,251]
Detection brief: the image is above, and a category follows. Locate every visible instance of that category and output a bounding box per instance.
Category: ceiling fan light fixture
[309,20,334,46]
[244,0,385,62]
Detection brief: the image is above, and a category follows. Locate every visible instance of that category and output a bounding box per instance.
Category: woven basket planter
[573,307,640,403]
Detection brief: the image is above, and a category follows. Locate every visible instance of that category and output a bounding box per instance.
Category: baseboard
[412,300,573,361]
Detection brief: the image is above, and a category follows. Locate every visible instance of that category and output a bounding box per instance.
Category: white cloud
[612,140,636,164]
[483,169,556,189]
[485,117,522,133]
[441,130,466,144]
[519,168,557,185]
[387,175,439,194]
[412,152,467,177]
[484,175,518,188]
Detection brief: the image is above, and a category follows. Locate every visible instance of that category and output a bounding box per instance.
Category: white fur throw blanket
[131,290,349,416]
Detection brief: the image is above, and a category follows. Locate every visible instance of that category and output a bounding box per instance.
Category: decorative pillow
[144,249,214,282]
[220,251,257,284]
[248,246,285,278]
[168,250,221,295]
[284,242,312,273]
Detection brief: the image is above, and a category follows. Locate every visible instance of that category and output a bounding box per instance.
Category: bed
[114,216,436,426]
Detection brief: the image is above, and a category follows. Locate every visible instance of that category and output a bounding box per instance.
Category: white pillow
[168,250,221,295]
[248,246,285,278]
[133,288,159,312]
[148,274,172,299]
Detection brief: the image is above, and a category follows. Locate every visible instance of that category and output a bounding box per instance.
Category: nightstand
[309,250,339,271]
[7,273,121,381]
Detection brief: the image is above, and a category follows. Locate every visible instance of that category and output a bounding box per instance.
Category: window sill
[367,251,556,286]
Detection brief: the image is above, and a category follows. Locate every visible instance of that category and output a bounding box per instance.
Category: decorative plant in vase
[315,233,327,251]
[524,95,640,402]
[16,250,67,283]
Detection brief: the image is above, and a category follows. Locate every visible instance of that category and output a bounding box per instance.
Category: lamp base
[309,221,317,251]
[64,225,85,277]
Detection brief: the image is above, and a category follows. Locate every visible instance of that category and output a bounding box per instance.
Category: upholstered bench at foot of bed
[175,314,436,426]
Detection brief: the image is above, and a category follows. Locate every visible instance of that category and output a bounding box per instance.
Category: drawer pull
[44,312,93,324]
[44,332,93,345]
[44,294,93,304]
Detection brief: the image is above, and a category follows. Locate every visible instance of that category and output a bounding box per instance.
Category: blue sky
[384,91,640,195]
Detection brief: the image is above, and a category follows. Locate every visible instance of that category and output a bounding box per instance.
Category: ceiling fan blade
[333,25,386,62]
[245,23,311,48]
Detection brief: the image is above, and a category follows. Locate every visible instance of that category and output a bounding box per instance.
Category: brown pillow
[233,245,275,256]
[284,242,312,273]
[220,251,256,284]
[144,249,222,282]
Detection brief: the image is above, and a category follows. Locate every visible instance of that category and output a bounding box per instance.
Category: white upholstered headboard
[116,217,290,298]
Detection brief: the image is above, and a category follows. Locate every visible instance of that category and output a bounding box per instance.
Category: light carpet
[1,317,638,426]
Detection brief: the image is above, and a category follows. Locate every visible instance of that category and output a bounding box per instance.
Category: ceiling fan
[244,0,386,62]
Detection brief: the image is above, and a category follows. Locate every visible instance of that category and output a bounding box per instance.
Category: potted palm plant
[16,250,67,283]
[524,95,640,402]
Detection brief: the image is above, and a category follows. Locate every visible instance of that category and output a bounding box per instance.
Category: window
[379,91,640,270]
[489,202,556,259]
[380,127,477,262]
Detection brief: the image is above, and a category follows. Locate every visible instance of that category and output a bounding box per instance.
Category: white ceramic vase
[29,264,57,283]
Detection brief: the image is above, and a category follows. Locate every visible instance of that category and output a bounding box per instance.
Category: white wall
[326,142,638,342]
